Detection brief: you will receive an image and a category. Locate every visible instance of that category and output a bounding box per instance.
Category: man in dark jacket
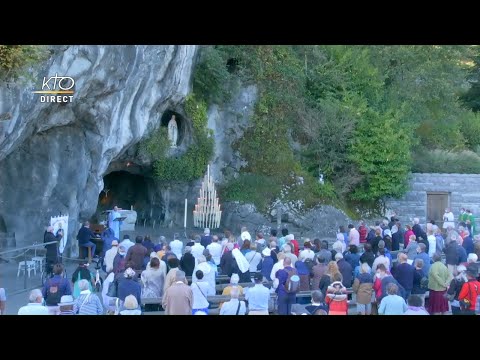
[220,243,236,276]
[392,253,415,299]
[276,257,297,315]
[445,236,466,274]
[412,219,427,246]
[200,228,212,248]
[462,230,474,255]
[76,221,96,258]
[44,226,61,274]
[180,246,195,277]
[336,253,353,287]
[125,236,148,271]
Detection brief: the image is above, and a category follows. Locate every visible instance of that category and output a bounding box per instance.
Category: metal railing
[0,241,57,290]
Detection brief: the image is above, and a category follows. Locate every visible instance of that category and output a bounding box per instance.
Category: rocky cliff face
[0,45,197,246]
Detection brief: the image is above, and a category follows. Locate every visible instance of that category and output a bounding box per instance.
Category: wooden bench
[142,288,354,306]
[215,281,273,293]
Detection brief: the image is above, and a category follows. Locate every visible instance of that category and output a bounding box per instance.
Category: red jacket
[291,240,300,257]
[359,226,368,243]
[458,280,480,311]
[326,296,348,315]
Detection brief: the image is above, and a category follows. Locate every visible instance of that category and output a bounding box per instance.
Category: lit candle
[184,198,187,229]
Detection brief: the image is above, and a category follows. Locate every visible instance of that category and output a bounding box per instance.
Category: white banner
[50,214,69,254]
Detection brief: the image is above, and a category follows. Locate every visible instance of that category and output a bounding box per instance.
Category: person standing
[108,206,122,240]
[44,226,62,274]
[457,264,480,315]
[125,236,148,271]
[0,288,6,315]
[170,234,184,260]
[219,287,247,315]
[207,235,223,266]
[200,228,212,248]
[191,270,214,315]
[73,279,103,315]
[443,208,455,230]
[275,257,298,315]
[348,224,360,246]
[427,252,453,315]
[245,272,270,315]
[162,271,193,315]
[466,209,476,235]
[42,263,72,315]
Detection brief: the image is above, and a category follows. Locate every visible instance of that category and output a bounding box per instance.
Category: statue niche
[167,115,178,148]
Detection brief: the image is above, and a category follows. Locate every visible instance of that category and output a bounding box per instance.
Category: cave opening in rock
[161,110,185,146]
[96,171,164,225]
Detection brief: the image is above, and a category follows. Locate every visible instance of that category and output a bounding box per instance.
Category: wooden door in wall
[427,192,449,229]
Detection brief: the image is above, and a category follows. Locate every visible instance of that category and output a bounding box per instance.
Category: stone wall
[384,173,480,228]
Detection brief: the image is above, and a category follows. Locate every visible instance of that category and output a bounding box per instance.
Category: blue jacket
[392,263,415,292]
[101,228,116,253]
[42,275,72,305]
[276,266,295,296]
[462,236,474,255]
[118,277,141,304]
[413,252,431,275]
[261,256,274,281]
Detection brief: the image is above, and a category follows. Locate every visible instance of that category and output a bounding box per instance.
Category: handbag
[107,279,118,298]
[459,283,473,311]
[141,280,157,299]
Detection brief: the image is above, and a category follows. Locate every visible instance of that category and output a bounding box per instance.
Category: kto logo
[33,74,75,103]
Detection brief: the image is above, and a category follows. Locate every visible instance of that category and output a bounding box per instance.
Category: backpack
[285,268,300,293]
[304,259,315,275]
[420,276,429,290]
[45,279,63,306]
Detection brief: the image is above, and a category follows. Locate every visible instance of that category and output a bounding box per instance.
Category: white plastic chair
[17,261,36,277]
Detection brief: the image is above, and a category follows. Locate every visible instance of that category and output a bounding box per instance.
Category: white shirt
[192,262,216,294]
[191,281,214,310]
[104,247,118,273]
[18,303,49,315]
[270,259,284,281]
[219,299,246,315]
[191,243,205,263]
[299,249,315,261]
[207,242,223,265]
[0,288,6,301]
[443,212,455,229]
[349,228,360,246]
[170,240,184,259]
[245,284,270,311]
[244,251,262,273]
[119,239,135,253]
[427,235,437,258]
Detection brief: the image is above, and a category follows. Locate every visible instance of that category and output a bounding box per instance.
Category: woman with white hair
[119,295,142,315]
[352,263,374,315]
[332,234,346,257]
[73,279,103,315]
[446,265,467,315]
[141,257,165,302]
[244,243,262,273]
[220,273,244,309]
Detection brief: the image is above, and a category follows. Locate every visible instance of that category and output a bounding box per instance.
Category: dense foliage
[0,45,47,80]
[194,45,480,216]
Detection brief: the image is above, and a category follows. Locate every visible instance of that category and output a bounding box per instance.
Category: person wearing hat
[119,295,142,315]
[245,272,270,315]
[58,295,75,315]
[457,264,480,315]
[104,240,119,273]
[261,247,274,281]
